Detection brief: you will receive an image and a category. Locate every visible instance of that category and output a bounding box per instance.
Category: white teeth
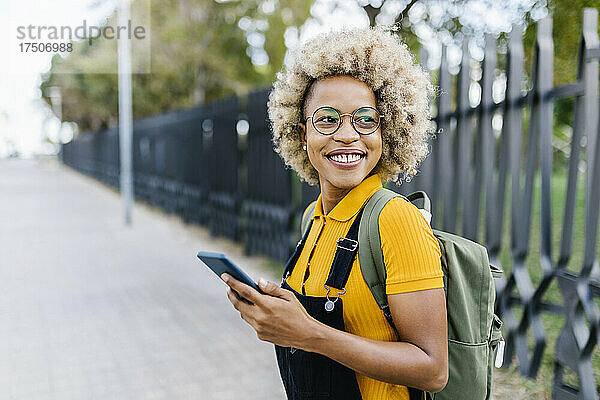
[330,153,361,163]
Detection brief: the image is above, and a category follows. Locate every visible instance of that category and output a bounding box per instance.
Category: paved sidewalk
[0,158,286,400]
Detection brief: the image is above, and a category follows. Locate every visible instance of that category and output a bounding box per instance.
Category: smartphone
[196,251,264,295]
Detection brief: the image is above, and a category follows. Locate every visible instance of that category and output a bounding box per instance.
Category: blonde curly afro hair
[268,26,434,186]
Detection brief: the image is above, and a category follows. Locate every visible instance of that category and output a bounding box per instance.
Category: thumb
[258,278,291,299]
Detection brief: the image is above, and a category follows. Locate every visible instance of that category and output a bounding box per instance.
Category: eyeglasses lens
[353,108,379,134]
[312,107,340,134]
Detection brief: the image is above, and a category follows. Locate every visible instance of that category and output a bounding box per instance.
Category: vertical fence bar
[490,25,523,321]
[208,97,239,240]
[496,24,525,366]
[505,24,524,258]
[526,19,555,350]
[504,17,546,378]
[467,35,495,241]
[482,34,498,249]
[200,103,214,225]
[176,108,204,221]
[488,42,513,271]
[583,11,600,204]
[456,38,472,237]
[529,15,555,378]
[244,89,294,262]
[415,47,435,197]
[537,17,555,277]
[581,10,600,278]
[437,45,455,232]
[393,46,434,196]
[578,76,600,396]
[516,17,553,378]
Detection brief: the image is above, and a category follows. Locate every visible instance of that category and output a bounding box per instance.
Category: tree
[354,0,547,55]
[546,0,600,86]
[40,0,312,132]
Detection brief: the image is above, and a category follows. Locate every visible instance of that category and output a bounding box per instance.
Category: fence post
[537,17,555,276]
[505,24,524,257]
[208,97,240,240]
[413,47,434,197]
[436,45,454,231]
[526,16,554,379]
[456,38,472,237]
[505,17,553,378]
[495,23,525,368]
[583,9,600,204]
[482,34,498,249]
[244,89,295,262]
[465,34,495,241]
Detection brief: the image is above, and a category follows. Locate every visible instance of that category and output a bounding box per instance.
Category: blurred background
[1,0,600,399]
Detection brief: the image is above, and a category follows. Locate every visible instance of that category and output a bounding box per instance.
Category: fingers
[226,287,254,314]
[258,278,293,300]
[222,273,262,306]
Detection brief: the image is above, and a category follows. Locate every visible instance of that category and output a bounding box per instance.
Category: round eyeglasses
[305,106,383,135]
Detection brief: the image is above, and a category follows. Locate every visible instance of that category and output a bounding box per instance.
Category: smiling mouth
[326,153,365,164]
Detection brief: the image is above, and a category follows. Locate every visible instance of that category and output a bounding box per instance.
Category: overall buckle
[324,285,346,312]
[336,237,358,252]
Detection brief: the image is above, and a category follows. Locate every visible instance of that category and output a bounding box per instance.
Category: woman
[222,27,448,400]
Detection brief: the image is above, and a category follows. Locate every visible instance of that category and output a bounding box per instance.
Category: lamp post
[118,0,133,225]
[48,86,62,157]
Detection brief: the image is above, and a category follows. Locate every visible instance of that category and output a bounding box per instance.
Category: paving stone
[0,158,286,400]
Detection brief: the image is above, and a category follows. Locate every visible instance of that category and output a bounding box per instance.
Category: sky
[0,0,544,158]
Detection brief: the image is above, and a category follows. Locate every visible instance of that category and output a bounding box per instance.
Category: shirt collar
[313,174,383,222]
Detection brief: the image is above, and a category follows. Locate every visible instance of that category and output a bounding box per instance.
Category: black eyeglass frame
[304,106,383,136]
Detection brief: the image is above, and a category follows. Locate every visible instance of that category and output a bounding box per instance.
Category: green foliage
[549,0,600,86]
[522,1,600,169]
[359,0,545,55]
[523,0,600,86]
[40,0,312,131]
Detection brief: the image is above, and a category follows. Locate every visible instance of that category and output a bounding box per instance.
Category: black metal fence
[61,89,304,261]
[61,10,600,399]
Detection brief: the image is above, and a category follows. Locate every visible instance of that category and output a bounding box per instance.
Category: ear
[298,122,307,146]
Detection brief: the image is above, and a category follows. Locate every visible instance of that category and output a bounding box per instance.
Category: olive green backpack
[301,188,504,400]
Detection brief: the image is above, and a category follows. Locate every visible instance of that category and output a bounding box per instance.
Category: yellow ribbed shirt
[285,174,444,400]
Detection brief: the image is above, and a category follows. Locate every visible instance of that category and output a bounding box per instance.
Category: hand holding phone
[196,251,264,300]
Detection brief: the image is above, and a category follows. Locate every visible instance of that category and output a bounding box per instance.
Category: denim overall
[275,212,364,400]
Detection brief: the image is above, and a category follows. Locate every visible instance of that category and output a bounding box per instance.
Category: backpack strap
[357,188,434,327]
[301,201,317,236]
[358,188,400,327]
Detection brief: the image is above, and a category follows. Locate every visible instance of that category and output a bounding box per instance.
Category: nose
[332,115,360,143]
